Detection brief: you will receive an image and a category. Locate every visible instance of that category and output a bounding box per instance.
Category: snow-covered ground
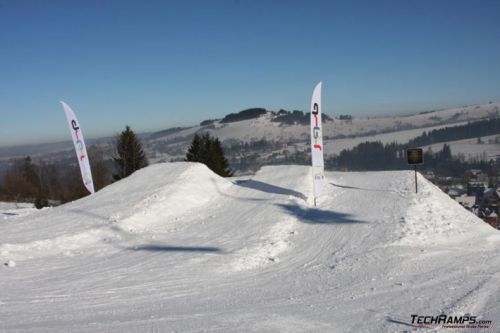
[0,202,37,220]
[422,134,500,160]
[1,163,499,332]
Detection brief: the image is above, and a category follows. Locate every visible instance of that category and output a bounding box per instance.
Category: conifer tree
[113,126,148,180]
[208,136,232,177]
[186,133,232,177]
[21,156,40,191]
[185,134,203,162]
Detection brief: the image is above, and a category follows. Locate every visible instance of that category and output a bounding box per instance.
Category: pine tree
[113,126,148,180]
[185,134,203,162]
[208,136,232,177]
[21,156,40,191]
[185,133,232,177]
[441,144,452,161]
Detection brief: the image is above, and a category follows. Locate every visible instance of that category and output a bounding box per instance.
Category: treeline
[0,126,148,207]
[223,138,283,155]
[218,107,334,125]
[407,118,500,147]
[272,109,333,125]
[185,133,232,177]
[326,117,500,174]
[272,110,308,125]
[0,149,111,207]
[330,142,405,171]
[327,141,494,178]
[0,126,234,207]
[221,108,267,123]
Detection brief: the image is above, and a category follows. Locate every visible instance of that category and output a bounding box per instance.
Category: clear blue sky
[1,0,499,146]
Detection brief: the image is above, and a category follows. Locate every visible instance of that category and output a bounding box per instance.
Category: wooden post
[414,165,418,193]
[407,148,423,194]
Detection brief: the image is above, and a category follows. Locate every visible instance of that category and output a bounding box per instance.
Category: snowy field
[1,163,500,332]
[422,134,500,160]
[298,123,468,156]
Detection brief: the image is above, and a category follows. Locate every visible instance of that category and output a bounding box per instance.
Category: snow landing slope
[1,163,500,332]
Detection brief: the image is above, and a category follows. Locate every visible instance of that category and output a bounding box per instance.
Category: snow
[1,162,499,332]
[318,123,469,155]
[394,173,485,246]
[4,260,16,268]
[144,102,500,165]
[455,195,476,209]
[151,102,499,145]
[422,134,500,160]
[0,202,37,220]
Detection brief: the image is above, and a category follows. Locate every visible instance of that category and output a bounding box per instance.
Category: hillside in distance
[0,102,498,175]
[147,102,500,166]
[150,102,499,143]
[1,163,499,332]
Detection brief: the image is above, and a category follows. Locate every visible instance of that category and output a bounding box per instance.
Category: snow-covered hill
[146,102,500,164]
[1,102,498,168]
[1,163,499,332]
[151,102,499,144]
[422,134,500,161]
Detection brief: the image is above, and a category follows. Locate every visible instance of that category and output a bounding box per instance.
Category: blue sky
[1,0,499,146]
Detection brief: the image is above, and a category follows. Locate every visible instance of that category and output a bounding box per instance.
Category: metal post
[314,197,317,207]
[414,165,418,193]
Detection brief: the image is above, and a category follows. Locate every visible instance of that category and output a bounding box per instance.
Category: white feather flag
[61,101,95,194]
[310,82,324,202]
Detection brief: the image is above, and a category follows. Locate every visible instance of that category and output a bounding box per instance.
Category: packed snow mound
[103,162,232,232]
[80,161,231,220]
[0,162,231,260]
[393,172,494,246]
[1,164,500,333]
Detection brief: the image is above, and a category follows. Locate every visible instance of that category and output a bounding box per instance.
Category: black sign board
[407,148,423,165]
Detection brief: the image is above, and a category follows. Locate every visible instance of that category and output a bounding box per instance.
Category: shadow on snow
[234,179,307,200]
[277,203,365,225]
[67,210,225,254]
[330,182,399,194]
[385,317,432,329]
[126,244,223,253]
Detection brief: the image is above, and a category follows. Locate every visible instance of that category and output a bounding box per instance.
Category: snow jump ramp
[1,162,499,332]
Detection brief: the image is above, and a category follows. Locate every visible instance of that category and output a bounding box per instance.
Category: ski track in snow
[1,162,499,332]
